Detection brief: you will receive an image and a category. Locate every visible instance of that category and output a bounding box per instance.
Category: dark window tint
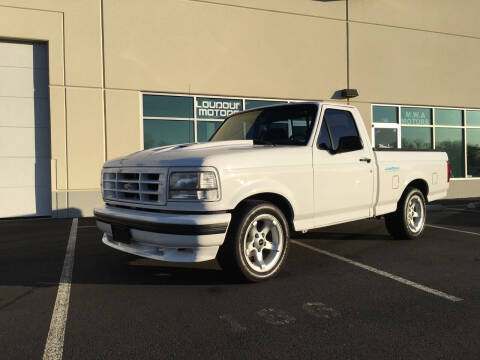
[210,104,317,145]
[317,120,332,150]
[323,109,361,151]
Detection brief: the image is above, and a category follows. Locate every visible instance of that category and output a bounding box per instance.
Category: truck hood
[104,140,311,169]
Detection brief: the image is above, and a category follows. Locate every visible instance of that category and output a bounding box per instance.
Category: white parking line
[43,218,78,360]
[291,239,463,303]
[426,224,480,237]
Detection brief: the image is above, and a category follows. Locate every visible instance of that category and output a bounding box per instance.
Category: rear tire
[217,200,290,282]
[385,187,426,240]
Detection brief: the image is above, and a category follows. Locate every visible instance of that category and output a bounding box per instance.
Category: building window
[467,129,480,177]
[197,121,222,142]
[143,95,194,118]
[435,108,462,126]
[401,107,432,125]
[245,99,287,110]
[372,105,397,124]
[401,127,432,149]
[142,94,295,148]
[435,128,464,178]
[143,119,194,148]
[374,128,397,148]
[372,104,480,179]
[466,110,480,126]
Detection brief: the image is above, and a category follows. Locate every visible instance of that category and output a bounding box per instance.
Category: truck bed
[373,149,449,216]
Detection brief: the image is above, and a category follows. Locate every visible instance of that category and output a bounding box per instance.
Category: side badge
[385,166,400,171]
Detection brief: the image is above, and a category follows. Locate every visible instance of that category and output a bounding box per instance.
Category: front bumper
[94,206,231,262]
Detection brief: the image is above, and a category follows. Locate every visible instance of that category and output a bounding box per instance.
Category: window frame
[316,107,363,153]
[371,104,480,179]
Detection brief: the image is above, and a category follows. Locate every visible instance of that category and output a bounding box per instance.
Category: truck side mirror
[318,142,330,151]
[335,136,363,154]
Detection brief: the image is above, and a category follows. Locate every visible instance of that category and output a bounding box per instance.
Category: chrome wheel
[406,194,425,233]
[243,214,284,273]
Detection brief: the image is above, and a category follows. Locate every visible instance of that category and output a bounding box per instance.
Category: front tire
[217,201,290,282]
[385,187,426,240]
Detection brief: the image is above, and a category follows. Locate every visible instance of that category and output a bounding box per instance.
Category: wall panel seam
[349,20,480,40]
[187,0,345,22]
[101,0,107,163]
[0,4,62,14]
[346,0,349,99]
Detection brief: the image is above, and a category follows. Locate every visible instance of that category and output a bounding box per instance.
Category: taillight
[447,161,451,183]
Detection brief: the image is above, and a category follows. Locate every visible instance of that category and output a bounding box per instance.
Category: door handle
[359,157,371,163]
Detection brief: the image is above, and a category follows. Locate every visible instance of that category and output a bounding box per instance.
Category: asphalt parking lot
[1,199,479,359]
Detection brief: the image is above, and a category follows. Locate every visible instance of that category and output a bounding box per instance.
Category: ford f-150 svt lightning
[94,102,450,281]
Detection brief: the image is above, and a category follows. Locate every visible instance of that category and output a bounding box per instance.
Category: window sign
[196,97,243,119]
[401,107,432,125]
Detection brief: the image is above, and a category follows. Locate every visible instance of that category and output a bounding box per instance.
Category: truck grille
[102,168,167,206]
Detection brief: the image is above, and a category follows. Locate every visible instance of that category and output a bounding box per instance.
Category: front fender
[229,178,296,211]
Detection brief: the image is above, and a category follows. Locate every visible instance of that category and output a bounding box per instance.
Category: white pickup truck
[94,102,450,281]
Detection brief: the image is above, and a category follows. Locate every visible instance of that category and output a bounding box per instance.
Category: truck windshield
[209,104,318,145]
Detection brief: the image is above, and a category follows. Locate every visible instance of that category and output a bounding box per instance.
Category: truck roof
[244,101,355,111]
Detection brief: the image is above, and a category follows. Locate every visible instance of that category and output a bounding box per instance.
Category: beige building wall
[348,1,480,200]
[102,0,347,100]
[0,0,477,217]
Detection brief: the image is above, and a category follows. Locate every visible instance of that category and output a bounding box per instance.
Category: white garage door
[0,41,51,218]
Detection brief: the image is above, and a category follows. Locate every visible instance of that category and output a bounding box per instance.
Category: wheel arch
[404,178,429,200]
[233,192,295,233]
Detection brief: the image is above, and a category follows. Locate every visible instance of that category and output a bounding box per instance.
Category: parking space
[0,218,72,359]
[1,201,479,359]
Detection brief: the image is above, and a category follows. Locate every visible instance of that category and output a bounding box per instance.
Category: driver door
[313,106,374,227]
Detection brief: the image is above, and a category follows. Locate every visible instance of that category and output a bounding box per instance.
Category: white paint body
[95,102,449,262]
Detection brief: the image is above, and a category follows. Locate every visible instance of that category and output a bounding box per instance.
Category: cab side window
[319,109,362,152]
[317,119,332,150]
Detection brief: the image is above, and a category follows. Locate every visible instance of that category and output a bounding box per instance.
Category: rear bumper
[94,206,231,262]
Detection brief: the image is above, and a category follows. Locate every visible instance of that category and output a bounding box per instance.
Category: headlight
[169,171,219,201]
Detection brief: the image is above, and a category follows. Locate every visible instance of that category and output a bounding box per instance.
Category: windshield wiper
[252,139,275,146]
